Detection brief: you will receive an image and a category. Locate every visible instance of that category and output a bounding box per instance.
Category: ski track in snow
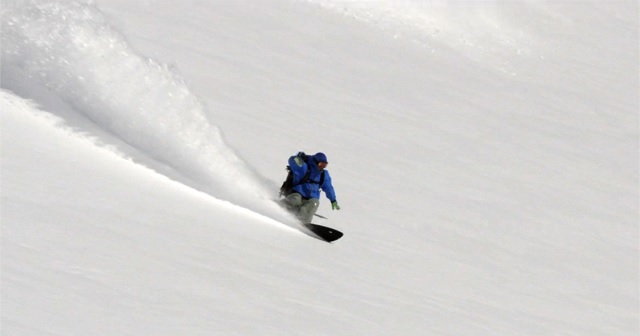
[1,1,292,224]
[1,89,300,232]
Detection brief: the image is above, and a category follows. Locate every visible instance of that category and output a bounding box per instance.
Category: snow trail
[1,1,287,220]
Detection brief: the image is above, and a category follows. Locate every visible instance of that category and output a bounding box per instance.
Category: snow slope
[2,1,638,335]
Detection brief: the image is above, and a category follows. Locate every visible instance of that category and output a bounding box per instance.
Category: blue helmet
[313,152,328,163]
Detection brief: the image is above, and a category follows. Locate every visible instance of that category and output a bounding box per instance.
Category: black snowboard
[303,223,343,243]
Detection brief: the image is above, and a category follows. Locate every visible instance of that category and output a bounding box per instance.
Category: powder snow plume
[1,1,285,219]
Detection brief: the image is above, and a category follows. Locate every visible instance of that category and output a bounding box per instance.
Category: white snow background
[1,1,638,335]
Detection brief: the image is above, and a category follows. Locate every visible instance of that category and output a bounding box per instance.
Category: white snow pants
[282,193,319,224]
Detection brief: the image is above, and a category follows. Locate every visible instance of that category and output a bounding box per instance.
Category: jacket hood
[313,152,328,163]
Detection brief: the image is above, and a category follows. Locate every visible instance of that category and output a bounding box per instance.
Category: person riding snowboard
[280,151,340,224]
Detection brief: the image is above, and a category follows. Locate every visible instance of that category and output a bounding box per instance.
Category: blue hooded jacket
[288,153,336,202]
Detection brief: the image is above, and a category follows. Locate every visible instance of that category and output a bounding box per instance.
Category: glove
[331,201,341,210]
[296,151,308,160]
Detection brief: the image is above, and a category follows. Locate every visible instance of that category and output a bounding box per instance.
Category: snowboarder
[280,151,340,224]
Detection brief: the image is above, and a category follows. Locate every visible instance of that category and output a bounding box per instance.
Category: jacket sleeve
[288,155,308,185]
[321,170,337,202]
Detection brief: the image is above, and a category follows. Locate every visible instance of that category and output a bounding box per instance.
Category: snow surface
[1,1,638,335]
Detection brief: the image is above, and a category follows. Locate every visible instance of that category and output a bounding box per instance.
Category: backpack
[279,164,325,197]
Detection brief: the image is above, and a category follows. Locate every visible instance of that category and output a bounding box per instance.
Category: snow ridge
[1,1,284,219]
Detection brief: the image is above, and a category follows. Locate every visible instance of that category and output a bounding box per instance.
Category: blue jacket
[288,155,337,202]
